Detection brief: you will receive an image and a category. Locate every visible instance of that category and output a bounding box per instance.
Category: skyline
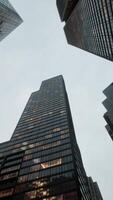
[0,0,113,199]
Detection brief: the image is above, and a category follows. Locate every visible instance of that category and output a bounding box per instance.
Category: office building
[88,177,103,200]
[0,0,23,42]
[56,0,113,61]
[0,76,102,199]
[56,0,78,21]
[103,83,113,140]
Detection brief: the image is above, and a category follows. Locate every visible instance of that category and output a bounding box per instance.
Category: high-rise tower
[0,0,23,42]
[56,0,113,62]
[103,83,113,140]
[0,76,103,199]
[87,177,103,200]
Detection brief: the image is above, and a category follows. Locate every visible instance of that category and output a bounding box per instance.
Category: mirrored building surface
[0,76,103,199]
[57,0,113,62]
[103,83,113,140]
[0,0,23,42]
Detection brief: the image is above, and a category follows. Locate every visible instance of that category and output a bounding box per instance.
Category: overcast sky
[0,1,113,199]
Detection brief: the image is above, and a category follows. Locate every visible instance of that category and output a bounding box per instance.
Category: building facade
[56,0,113,62]
[56,0,78,21]
[103,83,113,140]
[0,0,23,42]
[87,177,103,200]
[0,76,103,199]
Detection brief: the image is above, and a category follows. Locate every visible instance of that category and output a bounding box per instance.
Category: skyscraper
[56,0,113,62]
[0,76,102,199]
[103,83,113,140]
[87,177,103,200]
[0,0,23,42]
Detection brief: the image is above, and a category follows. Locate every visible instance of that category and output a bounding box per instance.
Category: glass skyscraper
[0,76,103,199]
[87,177,103,200]
[56,0,113,62]
[103,83,113,140]
[0,0,23,42]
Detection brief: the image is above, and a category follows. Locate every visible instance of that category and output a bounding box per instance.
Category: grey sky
[0,1,113,199]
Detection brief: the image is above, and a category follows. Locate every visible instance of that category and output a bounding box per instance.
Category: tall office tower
[103,83,113,140]
[0,76,102,200]
[87,177,103,200]
[0,0,23,42]
[56,0,113,62]
[56,0,78,21]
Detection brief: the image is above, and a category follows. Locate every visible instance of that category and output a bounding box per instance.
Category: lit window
[0,188,13,198]
[33,158,40,164]
[18,175,28,183]
[53,128,61,132]
[21,146,27,150]
[23,155,32,161]
[44,195,63,200]
[37,188,49,197]
[32,179,47,188]
[23,142,28,145]
[29,144,35,148]
[24,190,36,199]
[49,112,53,115]
[0,172,18,181]
[60,110,65,114]
[41,158,62,169]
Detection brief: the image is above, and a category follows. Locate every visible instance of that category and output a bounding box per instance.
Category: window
[28,144,35,148]
[0,188,13,198]
[23,154,32,161]
[43,141,61,150]
[15,183,27,193]
[18,175,28,183]
[0,172,18,181]
[21,146,27,151]
[45,134,52,139]
[24,190,36,200]
[30,164,40,172]
[32,179,48,188]
[53,128,61,132]
[41,159,62,169]
[23,142,28,145]
[33,158,40,164]
[60,110,65,114]
[1,165,20,174]
[45,195,63,200]
[61,134,68,139]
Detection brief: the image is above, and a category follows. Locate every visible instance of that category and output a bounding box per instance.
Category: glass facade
[103,83,113,140]
[0,75,102,199]
[57,0,113,61]
[0,0,16,11]
[0,0,23,42]
[56,0,78,21]
[88,177,103,200]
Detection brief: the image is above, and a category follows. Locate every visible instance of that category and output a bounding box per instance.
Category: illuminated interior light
[33,158,40,164]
